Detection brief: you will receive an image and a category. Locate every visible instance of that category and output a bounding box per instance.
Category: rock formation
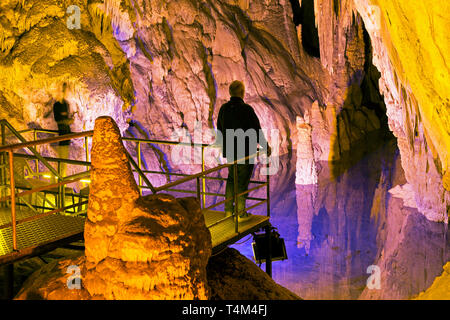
[16,116,212,299]
[350,0,450,222]
[83,116,212,299]
[295,108,317,185]
[1,0,450,300]
[207,248,301,300]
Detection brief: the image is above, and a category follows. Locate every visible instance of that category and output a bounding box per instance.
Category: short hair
[229,80,245,98]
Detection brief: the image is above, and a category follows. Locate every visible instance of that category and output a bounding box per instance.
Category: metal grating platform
[204,210,270,251]
[0,207,268,263]
[0,207,85,258]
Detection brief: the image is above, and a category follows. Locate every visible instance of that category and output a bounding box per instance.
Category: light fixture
[252,227,287,264]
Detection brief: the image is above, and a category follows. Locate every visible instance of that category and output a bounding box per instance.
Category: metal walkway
[205,210,270,253]
[0,207,84,265]
[0,119,272,267]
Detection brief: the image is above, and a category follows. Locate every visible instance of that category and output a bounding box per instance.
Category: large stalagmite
[83,116,212,299]
[295,109,317,185]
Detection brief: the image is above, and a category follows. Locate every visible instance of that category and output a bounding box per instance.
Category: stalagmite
[295,109,318,185]
[295,106,318,255]
[83,116,212,299]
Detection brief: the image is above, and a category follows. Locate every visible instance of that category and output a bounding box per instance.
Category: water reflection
[232,138,449,299]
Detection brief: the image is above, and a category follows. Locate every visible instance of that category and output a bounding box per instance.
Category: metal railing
[0,123,93,250]
[0,119,271,252]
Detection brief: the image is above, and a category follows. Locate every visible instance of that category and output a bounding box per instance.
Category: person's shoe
[238,212,252,222]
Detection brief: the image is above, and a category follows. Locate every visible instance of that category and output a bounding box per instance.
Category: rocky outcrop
[207,248,301,300]
[0,0,133,134]
[14,254,91,300]
[16,246,302,300]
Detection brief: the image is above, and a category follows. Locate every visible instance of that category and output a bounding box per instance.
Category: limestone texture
[15,254,91,300]
[351,0,450,222]
[17,116,212,300]
[1,1,449,301]
[16,246,302,300]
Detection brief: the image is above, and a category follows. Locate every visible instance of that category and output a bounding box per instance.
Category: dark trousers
[225,163,255,215]
[57,123,71,146]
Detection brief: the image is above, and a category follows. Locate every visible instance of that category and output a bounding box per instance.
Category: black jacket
[53,100,70,123]
[217,97,268,162]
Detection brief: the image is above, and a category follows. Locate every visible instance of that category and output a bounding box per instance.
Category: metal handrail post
[84,136,89,172]
[58,161,64,212]
[196,177,201,207]
[265,225,272,277]
[266,165,270,218]
[138,142,142,195]
[233,164,238,234]
[1,123,5,208]
[8,150,17,250]
[34,129,39,176]
[201,145,206,208]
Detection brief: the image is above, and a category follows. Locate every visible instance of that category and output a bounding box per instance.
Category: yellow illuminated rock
[83,116,212,299]
[415,262,450,300]
[352,0,450,221]
[371,0,450,182]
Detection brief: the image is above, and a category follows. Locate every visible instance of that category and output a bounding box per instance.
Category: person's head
[229,80,245,99]
[57,82,68,101]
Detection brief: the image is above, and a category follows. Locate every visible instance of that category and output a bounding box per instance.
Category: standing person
[217,80,271,221]
[53,83,73,177]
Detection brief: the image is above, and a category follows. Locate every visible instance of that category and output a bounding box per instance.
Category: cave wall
[0,0,448,221]
[0,0,374,193]
[0,0,134,133]
[306,0,450,222]
[350,0,450,222]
